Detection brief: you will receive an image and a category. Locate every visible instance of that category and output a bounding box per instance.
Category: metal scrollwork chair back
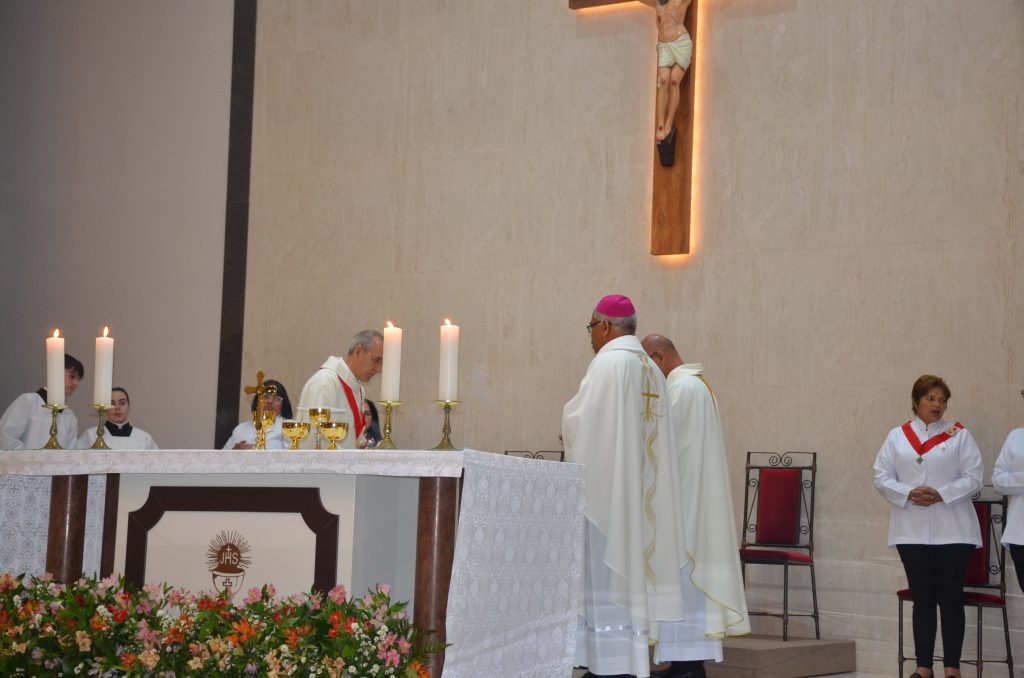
[503,450,566,462]
[739,451,819,640]
[897,488,1013,678]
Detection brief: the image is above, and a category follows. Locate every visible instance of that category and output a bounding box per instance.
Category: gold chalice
[319,421,349,450]
[307,407,332,450]
[252,408,278,450]
[282,420,310,450]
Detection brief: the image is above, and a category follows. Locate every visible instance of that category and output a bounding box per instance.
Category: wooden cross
[569,0,699,255]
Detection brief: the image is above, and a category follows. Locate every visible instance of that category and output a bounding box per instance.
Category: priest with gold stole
[563,295,689,678]
[642,334,750,678]
[296,330,383,449]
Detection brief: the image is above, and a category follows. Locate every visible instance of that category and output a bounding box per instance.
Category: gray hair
[347,329,383,355]
[593,310,637,335]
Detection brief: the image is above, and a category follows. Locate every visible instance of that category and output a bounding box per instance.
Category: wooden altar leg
[415,476,458,676]
[45,474,89,582]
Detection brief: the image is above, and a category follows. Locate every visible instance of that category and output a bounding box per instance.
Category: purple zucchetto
[594,294,636,318]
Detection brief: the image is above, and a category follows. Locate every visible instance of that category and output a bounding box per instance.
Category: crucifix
[243,370,278,448]
[569,0,699,255]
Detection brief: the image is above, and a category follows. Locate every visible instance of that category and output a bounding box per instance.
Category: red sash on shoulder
[337,375,366,439]
[319,368,365,439]
[901,420,964,461]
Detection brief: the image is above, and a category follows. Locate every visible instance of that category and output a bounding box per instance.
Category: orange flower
[89,613,108,632]
[120,651,136,669]
[283,624,311,650]
[226,618,258,645]
[410,660,431,678]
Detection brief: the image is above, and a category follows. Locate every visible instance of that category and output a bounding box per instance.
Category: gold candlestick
[89,404,111,450]
[432,400,461,451]
[378,400,402,450]
[41,404,66,450]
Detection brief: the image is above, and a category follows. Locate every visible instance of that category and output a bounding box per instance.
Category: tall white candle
[438,319,460,401]
[94,327,114,406]
[45,329,65,407]
[380,322,402,402]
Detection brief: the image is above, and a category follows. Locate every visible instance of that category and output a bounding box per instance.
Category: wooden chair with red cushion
[739,451,819,640]
[897,490,1013,678]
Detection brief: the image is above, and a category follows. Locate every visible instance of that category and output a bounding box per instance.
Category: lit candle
[94,327,114,406]
[438,319,459,401]
[45,329,65,407]
[380,322,402,402]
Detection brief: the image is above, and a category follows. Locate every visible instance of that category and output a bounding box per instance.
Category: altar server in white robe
[222,379,292,450]
[78,387,158,450]
[563,295,690,678]
[296,330,383,449]
[0,354,83,449]
[642,334,750,678]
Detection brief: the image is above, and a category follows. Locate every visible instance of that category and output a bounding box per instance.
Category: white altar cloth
[0,448,585,678]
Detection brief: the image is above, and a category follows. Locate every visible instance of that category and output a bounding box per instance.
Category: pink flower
[399,637,412,654]
[136,596,153,614]
[266,583,276,598]
[244,588,262,605]
[385,648,401,667]
[328,585,347,604]
[377,583,390,595]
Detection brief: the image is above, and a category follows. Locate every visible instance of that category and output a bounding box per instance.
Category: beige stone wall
[245,1,1024,671]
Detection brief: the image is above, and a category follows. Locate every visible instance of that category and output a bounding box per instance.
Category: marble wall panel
[247,0,1024,672]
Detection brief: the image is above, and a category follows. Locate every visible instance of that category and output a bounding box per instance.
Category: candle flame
[444,318,452,326]
[103,326,109,338]
[53,329,60,339]
[386,321,394,329]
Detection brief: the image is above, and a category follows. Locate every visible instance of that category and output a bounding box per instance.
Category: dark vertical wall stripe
[214,0,257,447]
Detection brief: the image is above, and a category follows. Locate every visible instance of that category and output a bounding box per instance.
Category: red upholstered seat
[739,548,813,564]
[739,452,818,641]
[963,591,1006,606]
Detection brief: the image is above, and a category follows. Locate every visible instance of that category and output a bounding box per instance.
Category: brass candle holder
[307,408,332,450]
[41,403,66,450]
[432,400,461,451]
[378,400,402,450]
[89,403,111,450]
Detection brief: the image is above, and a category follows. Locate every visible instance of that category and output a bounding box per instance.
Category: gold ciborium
[307,407,332,449]
[319,421,349,450]
[282,420,310,450]
[252,408,278,451]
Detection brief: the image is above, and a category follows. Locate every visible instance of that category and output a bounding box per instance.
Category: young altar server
[78,387,158,450]
[0,354,83,449]
[642,334,750,678]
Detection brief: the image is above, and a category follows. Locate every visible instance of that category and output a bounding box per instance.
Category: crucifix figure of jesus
[651,0,693,163]
[570,0,699,254]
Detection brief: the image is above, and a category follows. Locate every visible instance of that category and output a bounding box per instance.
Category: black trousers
[1009,544,1024,593]
[897,543,975,669]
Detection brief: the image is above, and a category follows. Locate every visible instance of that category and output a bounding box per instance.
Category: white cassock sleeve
[0,395,32,449]
[873,432,913,507]
[994,429,1024,496]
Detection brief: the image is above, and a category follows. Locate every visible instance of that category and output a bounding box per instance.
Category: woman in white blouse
[992,389,1024,590]
[222,379,293,450]
[873,375,983,678]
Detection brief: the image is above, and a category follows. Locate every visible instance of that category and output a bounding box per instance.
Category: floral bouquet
[0,572,441,677]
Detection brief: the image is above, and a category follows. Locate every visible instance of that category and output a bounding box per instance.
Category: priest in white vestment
[77,387,159,450]
[296,330,383,449]
[563,295,690,678]
[642,335,750,678]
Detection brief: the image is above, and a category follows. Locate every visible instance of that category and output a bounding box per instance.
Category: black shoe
[580,673,636,678]
[651,661,706,678]
[656,126,677,167]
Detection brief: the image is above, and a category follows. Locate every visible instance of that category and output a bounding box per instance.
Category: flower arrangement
[0,572,440,677]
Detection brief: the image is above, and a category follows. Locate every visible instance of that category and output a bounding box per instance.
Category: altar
[0,449,585,677]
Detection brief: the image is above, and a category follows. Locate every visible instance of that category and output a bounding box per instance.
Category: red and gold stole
[901,420,964,462]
